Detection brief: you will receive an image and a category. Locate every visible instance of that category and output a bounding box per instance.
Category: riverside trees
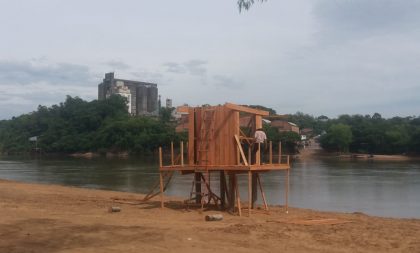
[0,95,182,154]
[320,114,420,155]
[1,97,419,155]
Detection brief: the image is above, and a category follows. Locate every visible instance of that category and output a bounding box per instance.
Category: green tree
[247,105,276,115]
[263,125,300,154]
[320,124,353,153]
[159,107,174,123]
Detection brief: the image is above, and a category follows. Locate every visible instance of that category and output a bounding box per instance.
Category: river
[0,155,419,218]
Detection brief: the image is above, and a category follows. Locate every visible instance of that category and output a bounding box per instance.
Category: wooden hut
[147,103,290,216]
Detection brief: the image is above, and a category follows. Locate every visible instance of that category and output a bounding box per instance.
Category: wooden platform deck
[160,163,290,172]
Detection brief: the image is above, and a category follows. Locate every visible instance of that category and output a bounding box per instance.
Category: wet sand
[1,179,419,253]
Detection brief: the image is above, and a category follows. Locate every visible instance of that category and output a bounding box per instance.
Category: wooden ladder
[190,108,218,207]
[197,108,216,165]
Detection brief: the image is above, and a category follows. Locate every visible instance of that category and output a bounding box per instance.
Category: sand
[0,179,419,253]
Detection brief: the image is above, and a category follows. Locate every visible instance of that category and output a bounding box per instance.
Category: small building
[175,113,189,133]
[166,98,173,108]
[300,128,314,137]
[270,120,300,134]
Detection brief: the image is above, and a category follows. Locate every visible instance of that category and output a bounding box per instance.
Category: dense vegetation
[281,112,420,155]
[1,97,419,156]
[320,114,420,155]
[0,96,184,154]
[262,125,301,153]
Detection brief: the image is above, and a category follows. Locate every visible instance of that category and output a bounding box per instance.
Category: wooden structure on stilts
[147,103,290,216]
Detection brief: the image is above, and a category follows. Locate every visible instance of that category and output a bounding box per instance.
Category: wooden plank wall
[191,106,240,166]
[209,107,239,166]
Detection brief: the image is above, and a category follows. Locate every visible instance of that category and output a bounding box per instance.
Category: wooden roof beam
[224,103,269,116]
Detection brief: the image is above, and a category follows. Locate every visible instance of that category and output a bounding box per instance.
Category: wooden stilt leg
[159,172,164,208]
[223,171,230,208]
[278,141,282,164]
[256,143,261,165]
[195,172,202,204]
[257,174,268,211]
[286,168,289,214]
[248,146,252,165]
[248,171,252,216]
[251,174,257,209]
[229,174,235,213]
[171,142,174,165]
[234,175,242,216]
[220,171,226,208]
[180,141,184,166]
[159,147,164,208]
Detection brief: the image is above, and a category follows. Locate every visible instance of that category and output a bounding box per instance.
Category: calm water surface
[0,156,419,218]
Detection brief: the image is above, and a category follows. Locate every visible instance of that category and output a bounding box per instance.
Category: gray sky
[1,0,419,119]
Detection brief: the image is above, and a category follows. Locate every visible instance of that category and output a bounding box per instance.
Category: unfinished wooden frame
[152,103,291,216]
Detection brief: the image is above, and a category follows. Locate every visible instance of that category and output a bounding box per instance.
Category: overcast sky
[1,0,419,119]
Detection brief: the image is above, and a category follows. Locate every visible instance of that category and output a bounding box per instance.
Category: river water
[0,156,419,218]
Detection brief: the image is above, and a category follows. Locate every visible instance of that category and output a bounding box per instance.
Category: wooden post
[180,141,184,166]
[248,171,252,216]
[159,172,164,208]
[159,147,164,208]
[256,143,261,165]
[237,146,240,165]
[287,155,290,165]
[229,174,236,212]
[248,146,252,165]
[235,175,242,216]
[195,172,202,204]
[188,108,195,165]
[171,142,174,165]
[220,171,226,208]
[278,141,282,164]
[285,168,289,214]
[252,174,258,208]
[269,141,272,164]
[251,143,257,208]
[257,174,268,211]
[234,135,248,166]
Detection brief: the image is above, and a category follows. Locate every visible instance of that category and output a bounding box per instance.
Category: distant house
[300,128,313,136]
[239,116,253,128]
[270,120,300,134]
[239,116,270,128]
[175,114,188,133]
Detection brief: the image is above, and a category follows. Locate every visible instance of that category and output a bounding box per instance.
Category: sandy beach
[0,179,419,253]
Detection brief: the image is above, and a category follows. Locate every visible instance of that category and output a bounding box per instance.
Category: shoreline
[1,179,419,252]
[296,141,420,161]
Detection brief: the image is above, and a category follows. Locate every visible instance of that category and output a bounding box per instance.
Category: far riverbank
[296,139,420,161]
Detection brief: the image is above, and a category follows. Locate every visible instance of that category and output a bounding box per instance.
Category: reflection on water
[0,156,419,218]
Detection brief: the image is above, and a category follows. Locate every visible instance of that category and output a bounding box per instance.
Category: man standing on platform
[254,128,267,165]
